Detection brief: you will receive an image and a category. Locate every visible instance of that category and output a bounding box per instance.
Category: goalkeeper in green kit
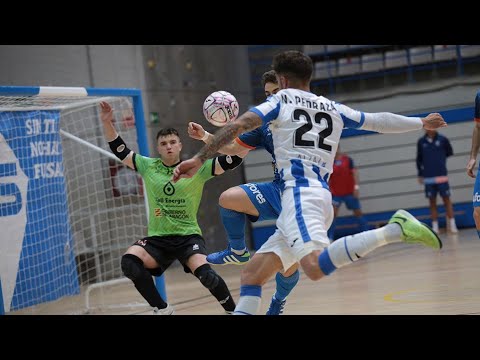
[100,101,240,315]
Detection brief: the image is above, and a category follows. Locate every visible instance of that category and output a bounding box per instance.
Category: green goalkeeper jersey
[134,154,214,237]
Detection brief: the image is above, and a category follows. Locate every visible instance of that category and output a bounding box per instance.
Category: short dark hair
[261,70,278,88]
[272,50,313,83]
[156,128,180,141]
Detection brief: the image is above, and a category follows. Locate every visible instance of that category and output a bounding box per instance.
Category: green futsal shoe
[388,209,442,250]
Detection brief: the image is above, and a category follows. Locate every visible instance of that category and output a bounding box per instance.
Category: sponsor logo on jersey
[163,181,175,196]
[156,197,185,205]
[473,192,480,203]
[246,183,266,204]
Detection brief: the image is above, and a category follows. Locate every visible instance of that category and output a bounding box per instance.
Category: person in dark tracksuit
[417,129,458,234]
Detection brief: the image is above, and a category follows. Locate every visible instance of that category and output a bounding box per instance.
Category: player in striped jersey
[188,70,299,315]
[173,50,445,314]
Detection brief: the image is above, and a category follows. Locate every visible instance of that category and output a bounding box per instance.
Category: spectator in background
[417,129,458,233]
[328,146,369,240]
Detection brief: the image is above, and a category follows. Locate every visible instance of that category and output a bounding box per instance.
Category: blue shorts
[239,182,282,222]
[473,168,480,207]
[425,182,450,199]
[332,194,361,210]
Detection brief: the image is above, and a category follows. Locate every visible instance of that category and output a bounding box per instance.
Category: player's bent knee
[121,254,145,281]
[218,189,236,208]
[300,252,324,281]
[218,192,229,207]
[301,263,324,281]
[283,265,299,277]
[219,187,246,210]
[239,266,266,285]
[194,264,220,290]
[148,267,165,277]
[304,269,323,281]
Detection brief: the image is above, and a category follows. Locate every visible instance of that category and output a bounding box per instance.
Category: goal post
[0,277,4,315]
[0,86,166,314]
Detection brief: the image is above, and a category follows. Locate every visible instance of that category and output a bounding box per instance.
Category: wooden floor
[11,227,480,315]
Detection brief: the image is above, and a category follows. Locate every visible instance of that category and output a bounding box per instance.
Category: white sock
[232,248,246,255]
[382,223,403,243]
[449,218,457,227]
[326,224,402,269]
[233,296,261,315]
[432,220,439,228]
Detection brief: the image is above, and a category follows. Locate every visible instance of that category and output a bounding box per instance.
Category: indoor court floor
[11,227,480,315]
[156,227,480,315]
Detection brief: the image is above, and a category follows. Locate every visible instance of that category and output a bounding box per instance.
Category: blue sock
[477,230,480,239]
[358,216,369,232]
[220,206,246,251]
[318,248,337,275]
[234,285,262,315]
[274,270,300,301]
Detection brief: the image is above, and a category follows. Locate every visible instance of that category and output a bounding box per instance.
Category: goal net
[0,86,164,314]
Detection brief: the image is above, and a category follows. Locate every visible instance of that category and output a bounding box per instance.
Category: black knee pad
[121,254,145,281]
[148,267,165,277]
[194,264,220,290]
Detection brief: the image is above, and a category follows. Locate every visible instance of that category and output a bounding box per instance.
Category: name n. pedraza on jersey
[280,93,337,112]
[251,88,352,188]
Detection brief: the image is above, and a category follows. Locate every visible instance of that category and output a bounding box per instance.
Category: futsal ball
[202,91,239,127]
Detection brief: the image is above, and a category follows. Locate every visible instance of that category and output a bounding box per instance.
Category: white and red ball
[202,91,239,127]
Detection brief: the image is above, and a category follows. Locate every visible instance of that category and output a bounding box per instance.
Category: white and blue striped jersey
[250,89,366,189]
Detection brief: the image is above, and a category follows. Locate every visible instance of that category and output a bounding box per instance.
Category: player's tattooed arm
[188,122,248,156]
[196,111,262,163]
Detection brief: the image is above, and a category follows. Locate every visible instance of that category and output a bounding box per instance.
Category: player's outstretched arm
[361,111,446,133]
[172,157,203,182]
[100,101,118,141]
[467,122,480,178]
[173,112,261,182]
[99,101,135,170]
[196,111,262,163]
[188,122,249,156]
[338,102,447,133]
[421,113,448,130]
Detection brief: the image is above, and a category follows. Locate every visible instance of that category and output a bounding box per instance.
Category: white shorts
[257,186,333,272]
